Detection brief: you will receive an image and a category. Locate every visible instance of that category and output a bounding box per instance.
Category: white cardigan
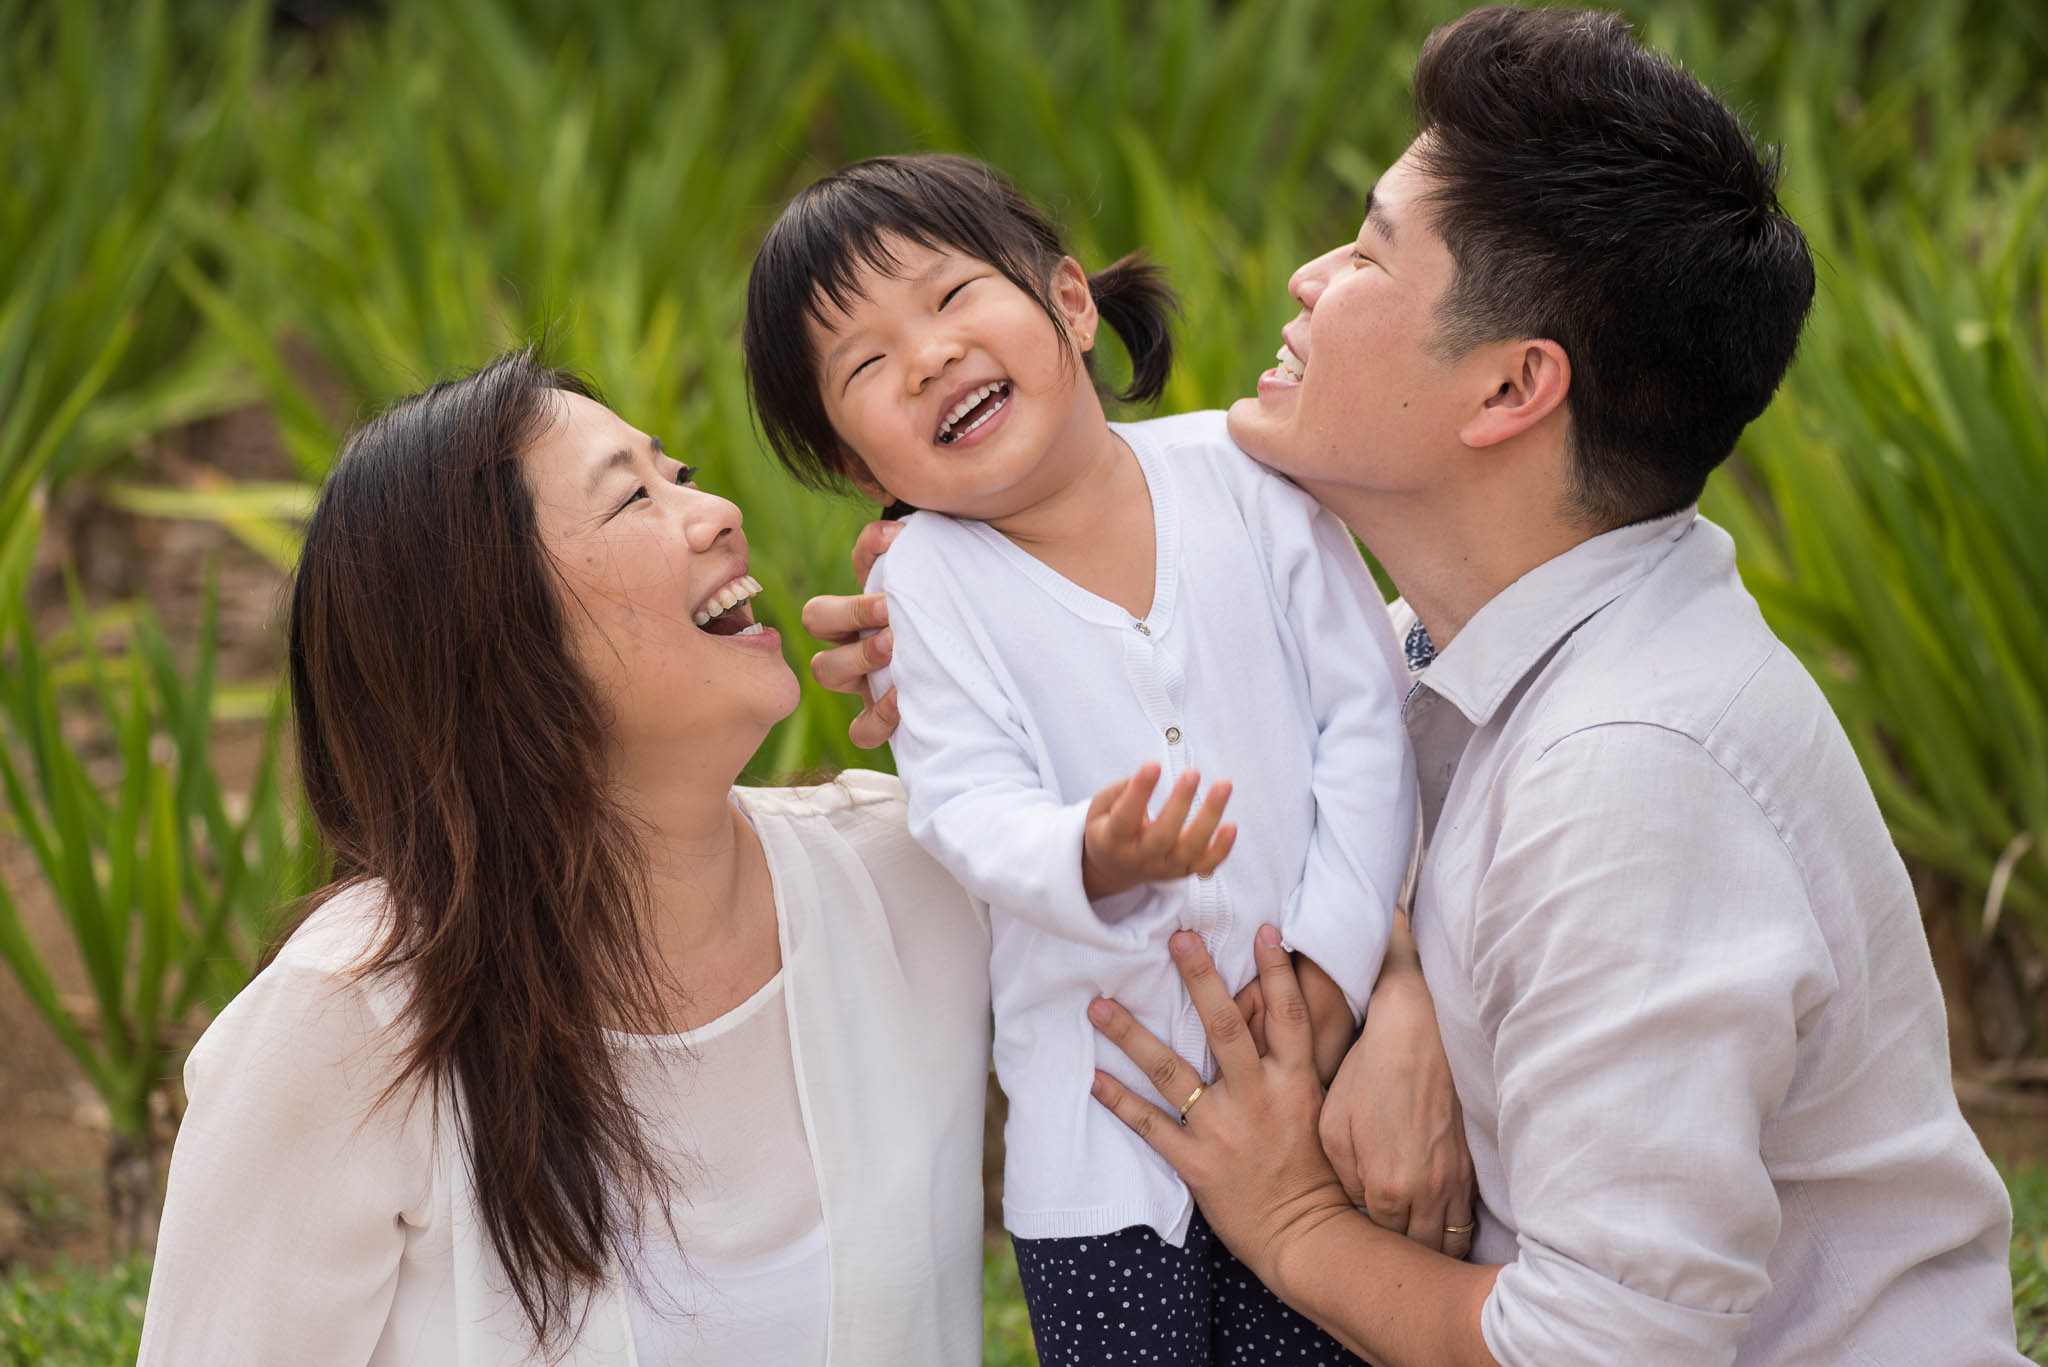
[138,774,992,1367]
[869,411,1414,1244]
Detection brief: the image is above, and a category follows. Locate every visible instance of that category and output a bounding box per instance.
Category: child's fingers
[1104,764,1161,846]
[1088,773,1129,821]
[1171,780,1233,868]
[1140,770,1202,860]
[1190,823,1237,877]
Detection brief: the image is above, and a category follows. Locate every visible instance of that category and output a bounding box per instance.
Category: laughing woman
[136,351,991,1366]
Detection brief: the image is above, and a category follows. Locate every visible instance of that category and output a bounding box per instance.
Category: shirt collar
[1415,506,1699,726]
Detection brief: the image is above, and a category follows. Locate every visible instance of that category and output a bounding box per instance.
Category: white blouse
[138,774,992,1367]
[616,970,827,1364]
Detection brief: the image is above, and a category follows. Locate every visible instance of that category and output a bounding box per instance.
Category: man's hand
[1236,954,1354,1087]
[1082,764,1236,900]
[1320,914,1476,1258]
[799,520,903,749]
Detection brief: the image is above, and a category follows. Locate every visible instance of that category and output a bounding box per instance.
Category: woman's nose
[682,488,744,553]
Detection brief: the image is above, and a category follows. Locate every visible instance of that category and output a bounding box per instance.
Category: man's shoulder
[1498,530,1867,863]
[1518,527,1807,756]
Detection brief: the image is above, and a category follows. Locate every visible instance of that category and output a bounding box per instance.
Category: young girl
[744,154,1414,1365]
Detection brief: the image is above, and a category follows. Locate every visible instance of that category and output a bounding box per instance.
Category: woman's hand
[1320,913,1476,1258]
[799,520,903,749]
[1087,925,1355,1290]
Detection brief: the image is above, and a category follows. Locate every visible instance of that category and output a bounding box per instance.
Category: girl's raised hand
[1082,764,1236,900]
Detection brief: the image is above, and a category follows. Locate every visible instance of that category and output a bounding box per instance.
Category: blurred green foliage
[0,1254,149,1367]
[0,0,2044,1249]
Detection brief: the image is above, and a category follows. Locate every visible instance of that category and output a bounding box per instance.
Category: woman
[138,351,992,1365]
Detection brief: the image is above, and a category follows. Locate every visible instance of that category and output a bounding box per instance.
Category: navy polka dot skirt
[1012,1209,1369,1364]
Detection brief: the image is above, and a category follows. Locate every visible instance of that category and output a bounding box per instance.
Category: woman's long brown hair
[284,349,679,1352]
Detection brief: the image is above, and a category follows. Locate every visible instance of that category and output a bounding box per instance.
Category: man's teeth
[1275,343,1306,382]
[693,573,762,626]
[938,381,1007,443]
[732,623,767,636]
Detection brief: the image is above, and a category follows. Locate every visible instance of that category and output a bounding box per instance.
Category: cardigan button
[1165,726,1182,744]
[1134,621,1151,635]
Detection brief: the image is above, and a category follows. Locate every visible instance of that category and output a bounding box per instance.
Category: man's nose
[1288,247,1342,311]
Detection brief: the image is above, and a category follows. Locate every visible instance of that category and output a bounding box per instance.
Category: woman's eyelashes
[611,463,700,517]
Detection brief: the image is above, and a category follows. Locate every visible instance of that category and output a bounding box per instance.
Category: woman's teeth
[1275,344,1306,382]
[938,381,1010,444]
[693,574,762,627]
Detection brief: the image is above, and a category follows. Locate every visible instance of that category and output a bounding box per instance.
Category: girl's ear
[835,448,896,506]
[1051,256,1099,353]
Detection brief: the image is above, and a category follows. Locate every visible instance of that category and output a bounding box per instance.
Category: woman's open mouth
[936,381,1012,446]
[693,574,768,637]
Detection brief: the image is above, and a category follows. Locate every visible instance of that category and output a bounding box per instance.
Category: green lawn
[5,1167,2043,1364]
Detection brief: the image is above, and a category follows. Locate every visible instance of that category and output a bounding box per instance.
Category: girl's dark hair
[743,153,1177,495]
[284,348,680,1354]
[1410,6,1814,528]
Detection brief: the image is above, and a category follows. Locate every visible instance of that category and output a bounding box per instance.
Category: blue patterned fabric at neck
[1404,618,1437,672]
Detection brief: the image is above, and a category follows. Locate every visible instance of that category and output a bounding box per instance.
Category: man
[805,7,2023,1363]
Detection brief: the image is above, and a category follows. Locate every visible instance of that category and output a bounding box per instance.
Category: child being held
[745,154,1414,1366]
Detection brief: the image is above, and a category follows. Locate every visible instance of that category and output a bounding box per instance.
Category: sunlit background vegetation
[1,0,2044,1360]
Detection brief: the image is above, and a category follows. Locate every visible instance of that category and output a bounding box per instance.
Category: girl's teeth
[1275,344,1306,382]
[939,382,1007,442]
[733,623,767,637]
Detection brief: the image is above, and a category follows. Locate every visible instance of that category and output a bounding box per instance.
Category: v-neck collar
[959,423,1180,633]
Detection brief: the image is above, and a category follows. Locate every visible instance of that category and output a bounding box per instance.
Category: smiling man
[803,6,2023,1364]
[1083,7,2027,1366]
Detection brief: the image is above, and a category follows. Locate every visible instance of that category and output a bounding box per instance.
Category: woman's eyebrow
[581,437,666,496]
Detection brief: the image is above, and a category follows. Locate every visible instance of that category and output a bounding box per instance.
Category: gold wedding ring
[1177,1084,1206,1125]
[1444,1220,1476,1237]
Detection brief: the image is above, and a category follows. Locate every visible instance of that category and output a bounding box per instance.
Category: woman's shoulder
[734,768,906,821]
[736,773,989,938]
[214,881,412,1048]
[185,882,418,1116]
[272,880,395,972]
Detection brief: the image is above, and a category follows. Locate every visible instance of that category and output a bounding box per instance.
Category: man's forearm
[1272,1208,1502,1367]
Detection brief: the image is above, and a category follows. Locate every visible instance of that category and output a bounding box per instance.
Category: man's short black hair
[1412,6,1815,527]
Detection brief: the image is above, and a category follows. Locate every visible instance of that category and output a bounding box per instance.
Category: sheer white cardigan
[138,773,993,1366]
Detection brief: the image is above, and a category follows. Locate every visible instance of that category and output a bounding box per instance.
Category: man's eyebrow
[1364,184,1398,244]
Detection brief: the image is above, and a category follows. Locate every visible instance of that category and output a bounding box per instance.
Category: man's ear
[1051,256,1099,353]
[1460,339,1569,449]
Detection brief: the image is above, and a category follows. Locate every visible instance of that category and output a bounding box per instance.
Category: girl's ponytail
[1087,254,1178,405]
